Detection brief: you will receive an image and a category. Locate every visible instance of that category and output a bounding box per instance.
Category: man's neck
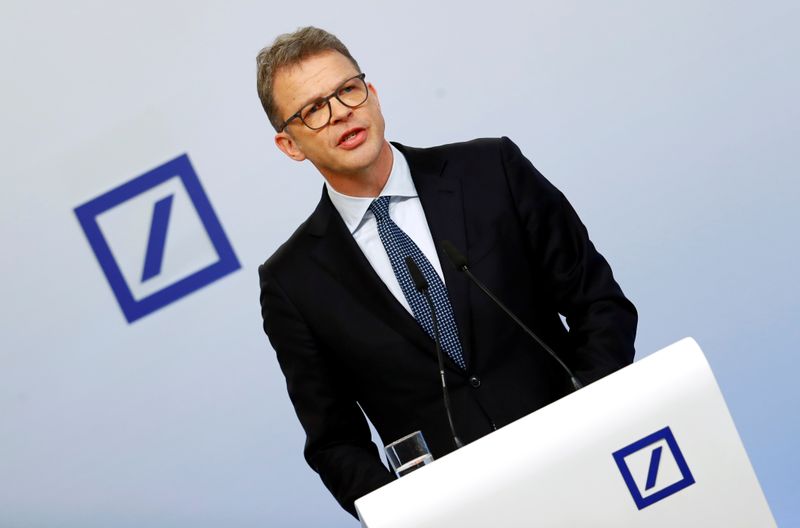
[322,141,394,197]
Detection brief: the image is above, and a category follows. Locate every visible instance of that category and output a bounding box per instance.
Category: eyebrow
[297,73,359,110]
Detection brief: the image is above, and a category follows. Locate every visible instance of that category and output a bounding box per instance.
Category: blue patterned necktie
[369,196,466,370]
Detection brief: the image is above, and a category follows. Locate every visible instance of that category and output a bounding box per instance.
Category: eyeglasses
[278,73,368,132]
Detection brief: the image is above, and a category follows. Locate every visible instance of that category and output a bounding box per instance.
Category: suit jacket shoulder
[259,188,333,276]
[393,136,507,173]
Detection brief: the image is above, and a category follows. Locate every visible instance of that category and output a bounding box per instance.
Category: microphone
[439,241,583,391]
[404,256,464,450]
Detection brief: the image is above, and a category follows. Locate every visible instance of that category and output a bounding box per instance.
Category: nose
[329,97,353,125]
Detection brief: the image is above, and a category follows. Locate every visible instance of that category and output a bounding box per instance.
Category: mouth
[337,127,367,149]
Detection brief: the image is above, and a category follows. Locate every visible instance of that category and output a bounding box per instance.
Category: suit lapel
[307,190,445,364]
[394,143,475,371]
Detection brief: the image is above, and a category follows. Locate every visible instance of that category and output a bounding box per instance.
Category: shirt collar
[326,143,417,233]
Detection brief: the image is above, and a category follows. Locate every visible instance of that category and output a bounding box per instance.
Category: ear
[368,82,381,109]
[274,131,307,162]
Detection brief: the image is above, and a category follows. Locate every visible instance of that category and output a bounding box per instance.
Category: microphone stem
[462,267,583,391]
[422,289,464,450]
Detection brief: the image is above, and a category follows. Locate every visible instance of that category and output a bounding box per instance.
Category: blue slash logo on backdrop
[74,153,240,323]
[612,426,695,510]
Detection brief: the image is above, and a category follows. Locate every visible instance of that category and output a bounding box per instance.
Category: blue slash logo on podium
[612,426,695,510]
[74,154,240,323]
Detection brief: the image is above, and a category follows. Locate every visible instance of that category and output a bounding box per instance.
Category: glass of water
[385,430,434,477]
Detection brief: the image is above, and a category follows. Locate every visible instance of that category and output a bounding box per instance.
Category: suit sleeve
[259,265,395,517]
[499,136,638,382]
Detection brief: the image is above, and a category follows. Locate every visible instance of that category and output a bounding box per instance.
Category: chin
[340,138,384,169]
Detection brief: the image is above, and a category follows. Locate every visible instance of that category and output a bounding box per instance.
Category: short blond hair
[256,26,361,132]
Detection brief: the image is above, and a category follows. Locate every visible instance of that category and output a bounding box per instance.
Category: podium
[355,338,776,527]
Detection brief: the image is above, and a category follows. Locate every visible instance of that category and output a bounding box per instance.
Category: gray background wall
[1,1,797,526]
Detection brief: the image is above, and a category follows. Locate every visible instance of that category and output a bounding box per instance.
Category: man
[256,27,637,517]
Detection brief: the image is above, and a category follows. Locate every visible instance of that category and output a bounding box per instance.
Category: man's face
[272,50,388,186]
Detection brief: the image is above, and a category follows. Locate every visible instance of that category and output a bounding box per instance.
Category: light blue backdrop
[1,1,797,526]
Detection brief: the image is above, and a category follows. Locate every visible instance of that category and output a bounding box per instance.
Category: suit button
[469,376,481,388]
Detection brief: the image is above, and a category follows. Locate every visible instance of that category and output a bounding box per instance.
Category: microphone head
[404,256,429,292]
[439,240,469,271]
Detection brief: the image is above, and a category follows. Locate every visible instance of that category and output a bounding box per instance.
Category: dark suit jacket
[258,137,637,517]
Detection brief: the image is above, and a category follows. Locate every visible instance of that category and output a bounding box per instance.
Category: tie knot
[369,196,391,221]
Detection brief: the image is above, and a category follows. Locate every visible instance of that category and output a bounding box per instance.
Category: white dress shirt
[325,144,446,315]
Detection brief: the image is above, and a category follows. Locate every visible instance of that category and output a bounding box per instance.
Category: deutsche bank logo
[74,153,240,323]
[612,426,695,510]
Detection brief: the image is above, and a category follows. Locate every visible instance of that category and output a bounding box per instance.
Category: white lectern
[355,338,776,527]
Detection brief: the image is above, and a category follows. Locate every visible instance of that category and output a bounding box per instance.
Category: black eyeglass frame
[278,73,368,132]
